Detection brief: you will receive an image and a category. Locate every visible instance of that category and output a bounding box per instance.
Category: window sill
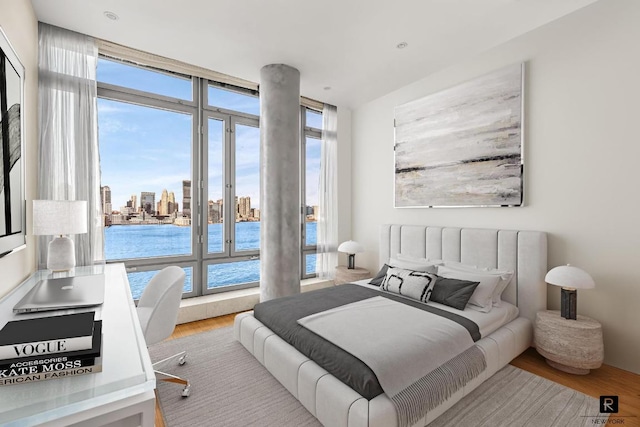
[176,277,334,324]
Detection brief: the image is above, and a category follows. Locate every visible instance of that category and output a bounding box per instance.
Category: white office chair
[136,266,191,397]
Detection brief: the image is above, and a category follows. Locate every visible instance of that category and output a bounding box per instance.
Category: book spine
[0,335,93,360]
[0,364,102,386]
[0,356,97,377]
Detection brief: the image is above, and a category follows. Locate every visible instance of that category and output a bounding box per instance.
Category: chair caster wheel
[178,355,187,365]
[181,384,191,397]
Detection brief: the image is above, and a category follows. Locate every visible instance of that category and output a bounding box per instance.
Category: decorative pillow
[436,266,501,312]
[388,257,439,274]
[430,276,480,310]
[369,264,390,286]
[380,267,437,303]
[441,262,514,306]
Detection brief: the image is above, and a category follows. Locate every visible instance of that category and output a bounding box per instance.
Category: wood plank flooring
[155,313,640,427]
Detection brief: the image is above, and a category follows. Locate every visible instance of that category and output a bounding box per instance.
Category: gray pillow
[430,276,480,310]
[369,264,389,286]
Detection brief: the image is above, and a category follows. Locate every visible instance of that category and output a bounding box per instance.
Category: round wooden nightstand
[534,310,604,375]
[334,266,371,285]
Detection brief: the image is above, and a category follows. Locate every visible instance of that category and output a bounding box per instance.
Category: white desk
[0,263,155,427]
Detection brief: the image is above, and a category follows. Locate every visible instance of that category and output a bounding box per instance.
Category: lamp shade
[33,200,88,236]
[338,240,364,254]
[545,265,595,290]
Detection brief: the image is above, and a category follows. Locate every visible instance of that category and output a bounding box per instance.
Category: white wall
[0,0,38,298]
[337,106,352,265]
[351,0,640,374]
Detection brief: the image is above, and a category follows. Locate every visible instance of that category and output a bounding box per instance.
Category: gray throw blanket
[298,296,486,427]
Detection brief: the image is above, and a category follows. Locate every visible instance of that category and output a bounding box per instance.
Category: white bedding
[352,279,519,337]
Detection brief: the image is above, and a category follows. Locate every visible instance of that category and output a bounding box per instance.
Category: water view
[106,221,317,298]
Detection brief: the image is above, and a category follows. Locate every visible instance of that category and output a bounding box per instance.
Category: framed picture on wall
[394,63,524,208]
[0,26,26,257]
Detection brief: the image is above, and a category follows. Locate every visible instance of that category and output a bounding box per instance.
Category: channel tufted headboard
[379,225,548,323]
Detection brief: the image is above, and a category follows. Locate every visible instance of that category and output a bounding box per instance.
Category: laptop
[13,274,105,314]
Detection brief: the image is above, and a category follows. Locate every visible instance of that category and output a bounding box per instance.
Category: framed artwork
[0,26,26,256]
[394,63,524,208]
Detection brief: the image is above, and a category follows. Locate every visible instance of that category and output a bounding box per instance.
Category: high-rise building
[208,200,222,223]
[238,196,251,219]
[101,186,112,215]
[182,180,191,218]
[168,191,177,213]
[130,194,137,212]
[141,192,155,215]
[160,189,169,215]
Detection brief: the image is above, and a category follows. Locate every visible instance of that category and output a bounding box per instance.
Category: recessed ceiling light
[323,86,331,91]
[104,11,119,21]
[397,42,408,49]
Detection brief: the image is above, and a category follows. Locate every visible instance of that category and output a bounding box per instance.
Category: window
[301,107,322,278]
[97,56,321,298]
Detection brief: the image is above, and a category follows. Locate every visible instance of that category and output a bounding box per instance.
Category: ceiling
[31,0,598,108]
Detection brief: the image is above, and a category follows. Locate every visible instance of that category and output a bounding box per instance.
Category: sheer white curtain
[37,23,104,268]
[316,104,338,279]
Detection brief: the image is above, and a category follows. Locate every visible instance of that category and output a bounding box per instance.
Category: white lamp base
[47,236,76,271]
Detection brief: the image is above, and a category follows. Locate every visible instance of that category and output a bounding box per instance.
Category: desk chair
[136,266,191,397]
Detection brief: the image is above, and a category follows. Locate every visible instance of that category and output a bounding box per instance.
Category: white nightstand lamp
[338,240,364,269]
[545,264,595,320]
[33,200,88,271]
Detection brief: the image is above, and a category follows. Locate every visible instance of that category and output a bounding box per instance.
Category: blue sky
[97,58,321,213]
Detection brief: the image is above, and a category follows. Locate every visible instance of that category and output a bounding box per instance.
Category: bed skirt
[234,311,532,427]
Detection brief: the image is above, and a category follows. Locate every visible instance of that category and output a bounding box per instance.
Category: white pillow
[441,262,514,306]
[388,256,439,274]
[380,267,437,303]
[436,266,501,313]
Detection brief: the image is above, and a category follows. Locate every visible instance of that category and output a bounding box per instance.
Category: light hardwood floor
[155,313,640,427]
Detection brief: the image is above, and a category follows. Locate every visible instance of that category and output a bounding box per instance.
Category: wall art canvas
[394,63,524,207]
[0,26,26,256]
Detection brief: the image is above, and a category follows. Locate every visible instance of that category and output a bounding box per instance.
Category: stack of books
[0,312,102,386]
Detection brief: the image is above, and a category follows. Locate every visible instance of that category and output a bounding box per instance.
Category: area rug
[150,326,607,427]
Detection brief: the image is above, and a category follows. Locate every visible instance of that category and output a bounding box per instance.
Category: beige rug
[150,326,607,427]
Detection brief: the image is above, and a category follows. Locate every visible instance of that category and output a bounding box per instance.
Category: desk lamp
[33,200,87,271]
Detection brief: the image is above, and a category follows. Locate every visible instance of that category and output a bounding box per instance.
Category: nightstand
[534,310,604,375]
[334,266,371,285]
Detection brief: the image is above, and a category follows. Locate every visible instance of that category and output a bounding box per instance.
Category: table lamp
[337,240,364,269]
[545,264,595,320]
[33,200,88,271]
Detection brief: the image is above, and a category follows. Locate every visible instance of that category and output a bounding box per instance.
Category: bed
[234,225,547,427]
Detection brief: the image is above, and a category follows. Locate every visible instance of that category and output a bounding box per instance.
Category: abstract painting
[394,63,524,207]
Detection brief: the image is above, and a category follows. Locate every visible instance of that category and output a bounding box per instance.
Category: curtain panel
[316,104,338,279]
[37,23,104,268]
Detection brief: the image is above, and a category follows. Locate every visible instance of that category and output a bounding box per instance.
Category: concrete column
[259,64,300,301]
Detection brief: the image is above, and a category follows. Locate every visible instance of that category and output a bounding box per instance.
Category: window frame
[300,106,321,279]
[97,55,321,298]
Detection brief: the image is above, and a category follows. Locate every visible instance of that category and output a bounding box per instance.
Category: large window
[97,57,321,298]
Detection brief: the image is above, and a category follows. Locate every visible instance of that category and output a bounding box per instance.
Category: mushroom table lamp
[545,264,595,320]
[337,240,364,270]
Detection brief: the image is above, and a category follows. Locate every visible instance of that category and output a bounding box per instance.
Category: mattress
[354,280,519,337]
[253,282,516,401]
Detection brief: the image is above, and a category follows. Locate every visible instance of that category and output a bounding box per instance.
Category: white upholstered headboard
[379,225,548,323]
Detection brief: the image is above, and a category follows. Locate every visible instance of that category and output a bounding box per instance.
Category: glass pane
[97,58,192,100]
[99,98,192,260]
[207,260,260,289]
[235,123,260,252]
[127,267,193,300]
[208,118,225,254]
[305,254,317,276]
[305,137,321,246]
[306,109,323,129]
[208,86,259,116]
